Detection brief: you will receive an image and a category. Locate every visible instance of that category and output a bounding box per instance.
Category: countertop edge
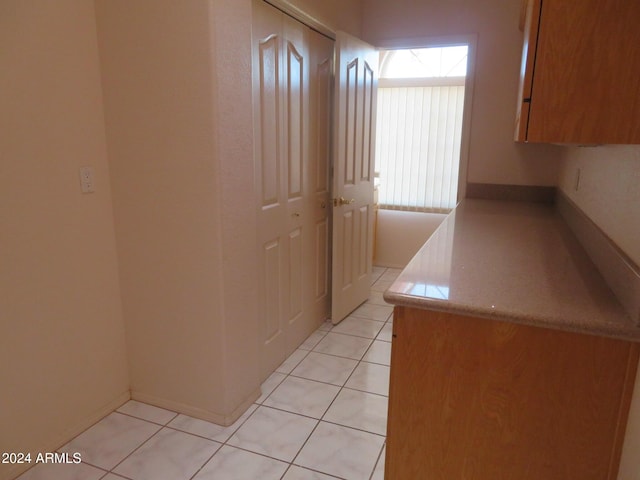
[383,291,640,343]
[382,199,640,343]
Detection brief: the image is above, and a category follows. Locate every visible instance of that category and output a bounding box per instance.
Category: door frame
[263,0,336,41]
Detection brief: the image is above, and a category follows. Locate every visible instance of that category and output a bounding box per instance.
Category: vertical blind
[375,82,465,213]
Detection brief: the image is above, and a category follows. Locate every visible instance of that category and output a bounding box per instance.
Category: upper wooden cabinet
[515,0,640,144]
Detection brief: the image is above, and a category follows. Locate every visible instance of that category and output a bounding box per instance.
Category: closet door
[253,0,287,378]
[304,29,333,333]
[281,14,310,356]
[252,0,332,379]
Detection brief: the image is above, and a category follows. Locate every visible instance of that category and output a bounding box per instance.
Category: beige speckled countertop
[383,199,640,342]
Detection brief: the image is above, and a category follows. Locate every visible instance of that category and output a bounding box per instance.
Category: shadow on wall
[375,209,447,268]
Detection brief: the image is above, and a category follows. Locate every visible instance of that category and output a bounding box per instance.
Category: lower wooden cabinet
[385,307,639,480]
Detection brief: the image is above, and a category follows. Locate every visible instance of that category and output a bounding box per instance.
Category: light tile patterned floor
[17,267,398,480]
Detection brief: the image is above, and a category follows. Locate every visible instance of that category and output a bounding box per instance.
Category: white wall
[361,0,563,187]
[558,146,640,267]
[95,0,261,424]
[209,0,263,415]
[375,210,446,268]
[0,2,129,478]
[271,0,364,36]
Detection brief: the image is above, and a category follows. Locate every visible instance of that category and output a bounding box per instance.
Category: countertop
[383,199,640,342]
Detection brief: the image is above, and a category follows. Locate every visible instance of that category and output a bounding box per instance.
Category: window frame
[379,45,469,80]
[374,34,477,205]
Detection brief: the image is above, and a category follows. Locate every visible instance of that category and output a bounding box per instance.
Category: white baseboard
[130,388,260,427]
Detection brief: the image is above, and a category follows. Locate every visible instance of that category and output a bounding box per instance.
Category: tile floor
[17,267,400,480]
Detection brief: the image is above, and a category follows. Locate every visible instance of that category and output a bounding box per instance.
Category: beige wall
[375,211,446,268]
[0,1,129,478]
[95,0,261,423]
[361,0,563,187]
[269,0,363,36]
[209,0,263,413]
[558,146,640,267]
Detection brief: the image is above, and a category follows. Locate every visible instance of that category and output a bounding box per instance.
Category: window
[380,46,468,79]
[375,45,468,213]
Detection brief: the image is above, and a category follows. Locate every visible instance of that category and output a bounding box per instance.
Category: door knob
[333,196,355,207]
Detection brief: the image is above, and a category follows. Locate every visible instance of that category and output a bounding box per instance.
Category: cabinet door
[386,307,640,480]
[514,0,541,141]
[517,0,640,144]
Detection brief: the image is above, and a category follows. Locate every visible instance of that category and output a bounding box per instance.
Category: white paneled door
[331,32,378,324]
[307,28,334,334]
[252,0,333,379]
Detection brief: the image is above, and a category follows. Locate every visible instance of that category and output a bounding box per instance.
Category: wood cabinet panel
[386,306,639,480]
[516,0,640,144]
[514,0,540,141]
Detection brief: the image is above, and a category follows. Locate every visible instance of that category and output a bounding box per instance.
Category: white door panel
[253,0,333,379]
[306,28,333,332]
[331,32,378,324]
[282,14,307,355]
[253,0,286,378]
